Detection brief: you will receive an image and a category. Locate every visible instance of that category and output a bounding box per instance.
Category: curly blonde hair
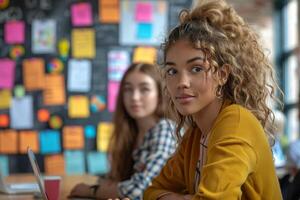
[162,0,282,143]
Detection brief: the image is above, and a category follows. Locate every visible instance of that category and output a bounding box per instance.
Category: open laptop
[0,171,39,194]
[27,147,93,200]
[27,147,49,200]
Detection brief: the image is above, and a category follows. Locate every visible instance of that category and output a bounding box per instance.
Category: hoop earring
[216,85,223,99]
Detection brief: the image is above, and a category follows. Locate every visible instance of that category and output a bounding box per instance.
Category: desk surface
[0,174,98,200]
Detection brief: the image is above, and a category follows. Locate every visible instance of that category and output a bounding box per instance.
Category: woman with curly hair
[144,0,282,199]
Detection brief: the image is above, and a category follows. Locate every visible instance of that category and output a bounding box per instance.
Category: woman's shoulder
[211,104,263,141]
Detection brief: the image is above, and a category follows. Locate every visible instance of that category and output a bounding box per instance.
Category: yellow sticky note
[68,96,90,118]
[133,47,157,64]
[72,28,95,58]
[97,122,114,152]
[0,90,11,109]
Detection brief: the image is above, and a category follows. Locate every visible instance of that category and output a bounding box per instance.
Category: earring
[216,85,223,99]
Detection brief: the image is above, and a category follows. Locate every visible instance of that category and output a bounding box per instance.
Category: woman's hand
[69,183,92,198]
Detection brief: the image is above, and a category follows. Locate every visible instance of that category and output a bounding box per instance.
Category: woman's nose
[177,72,191,89]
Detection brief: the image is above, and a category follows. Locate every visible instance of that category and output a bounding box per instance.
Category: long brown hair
[108,63,165,181]
[162,0,282,143]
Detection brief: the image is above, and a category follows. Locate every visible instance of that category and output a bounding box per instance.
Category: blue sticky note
[0,156,9,177]
[65,150,85,175]
[87,152,109,175]
[137,23,152,39]
[40,130,61,154]
[85,125,96,138]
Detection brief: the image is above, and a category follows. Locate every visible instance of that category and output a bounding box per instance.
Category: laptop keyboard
[8,183,39,190]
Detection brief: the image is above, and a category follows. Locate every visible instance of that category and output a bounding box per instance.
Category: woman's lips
[175,95,195,104]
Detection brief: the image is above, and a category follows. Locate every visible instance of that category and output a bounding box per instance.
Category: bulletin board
[0,0,192,176]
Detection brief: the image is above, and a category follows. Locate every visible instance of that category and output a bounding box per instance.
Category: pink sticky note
[0,59,15,89]
[135,2,153,22]
[71,2,93,26]
[108,81,120,112]
[4,20,25,44]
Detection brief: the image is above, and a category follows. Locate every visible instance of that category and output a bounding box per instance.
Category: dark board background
[0,0,192,174]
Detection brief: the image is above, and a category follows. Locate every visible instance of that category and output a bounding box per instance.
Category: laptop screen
[27,147,49,200]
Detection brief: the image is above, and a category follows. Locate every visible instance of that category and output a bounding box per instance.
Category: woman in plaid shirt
[70,63,177,200]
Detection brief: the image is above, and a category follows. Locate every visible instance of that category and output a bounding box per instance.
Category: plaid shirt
[118,119,177,200]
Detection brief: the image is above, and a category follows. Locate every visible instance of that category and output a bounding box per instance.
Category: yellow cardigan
[144,104,282,200]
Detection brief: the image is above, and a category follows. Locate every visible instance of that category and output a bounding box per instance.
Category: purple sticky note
[135,2,153,22]
[4,20,25,44]
[0,59,15,89]
[108,81,120,112]
[71,2,93,26]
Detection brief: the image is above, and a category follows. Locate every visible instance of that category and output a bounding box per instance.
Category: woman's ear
[218,64,230,85]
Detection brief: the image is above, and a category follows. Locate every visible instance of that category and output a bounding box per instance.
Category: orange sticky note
[100,6,120,23]
[0,114,9,127]
[63,126,84,149]
[100,0,118,6]
[43,75,66,106]
[23,58,45,91]
[19,131,39,153]
[44,154,65,175]
[0,130,18,154]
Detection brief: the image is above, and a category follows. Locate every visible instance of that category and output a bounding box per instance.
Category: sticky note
[87,152,109,174]
[68,96,90,118]
[19,131,39,154]
[0,156,9,177]
[67,59,91,92]
[97,122,114,152]
[137,23,152,39]
[4,20,25,44]
[72,28,95,58]
[0,89,11,109]
[44,154,65,175]
[43,75,66,106]
[39,130,61,154]
[0,130,18,154]
[133,46,157,64]
[65,150,85,175]
[100,6,120,23]
[10,96,33,129]
[108,81,120,112]
[63,126,84,149]
[0,58,15,89]
[22,58,45,91]
[108,50,130,82]
[0,114,9,128]
[32,19,56,54]
[71,2,93,26]
[135,2,153,22]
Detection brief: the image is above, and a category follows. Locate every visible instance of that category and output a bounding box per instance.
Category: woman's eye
[166,68,177,76]
[123,87,132,93]
[141,88,150,93]
[191,66,203,73]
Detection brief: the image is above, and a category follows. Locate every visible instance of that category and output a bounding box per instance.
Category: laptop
[27,147,49,200]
